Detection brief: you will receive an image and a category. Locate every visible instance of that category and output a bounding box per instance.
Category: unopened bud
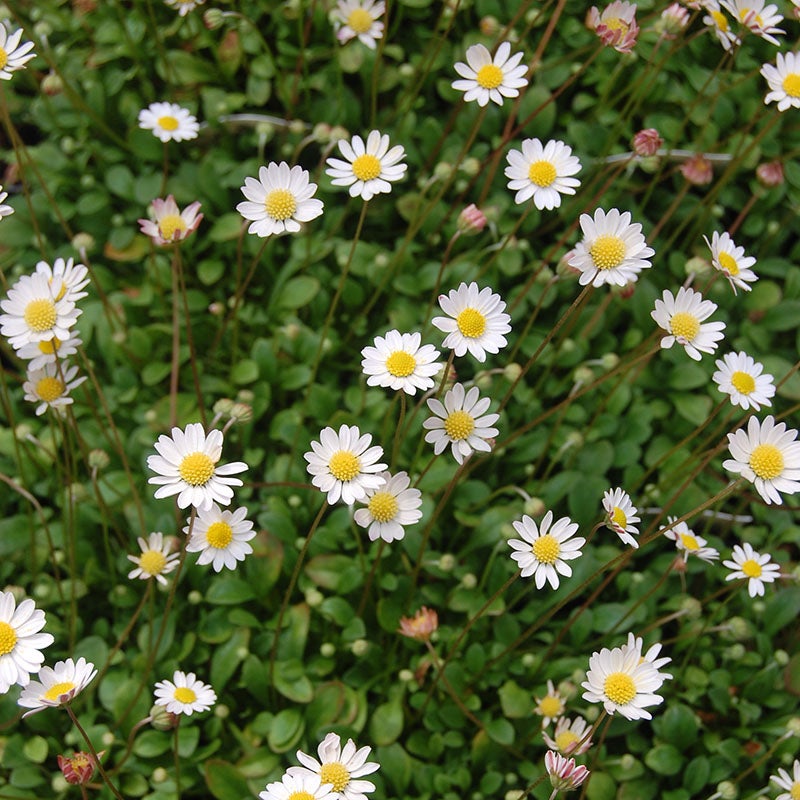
[479,15,501,35]
[461,157,481,177]
[203,8,225,29]
[716,780,738,800]
[351,639,369,657]
[524,497,546,517]
[88,449,110,470]
[756,160,783,188]
[457,203,487,235]
[230,402,253,422]
[503,363,522,382]
[213,398,235,417]
[320,642,335,657]
[680,154,713,186]
[632,128,663,157]
[150,704,178,731]
[41,72,64,96]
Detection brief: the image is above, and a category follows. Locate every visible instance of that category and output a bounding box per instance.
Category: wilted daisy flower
[57,752,97,786]
[333,0,385,49]
[451,42,528,107]
[291,732,380,800]
[184,503,256,572]
[423,383,499,465]
[237,162,324,238]
[260,771,335,800]
[398,606,438,642]
[712,351,775,411]
[543,716,593,756]
[354,471,422,542]
[661,517,719,563]
[0,23,35,80]
[703,0,740,48]
[508,512,585,590]
[23,361,86,416]
[721,0,785,43]
[723,415,800,505]
[138,195,203,246]
[127,532,180,586]
[165,0,205,15]
[147,423,248,511]
[602,487,640,548]
[154,670,216,715]
[723,542,780,597]
[0,185,14,220]
[703,231,757,294]
[18,657,97,717]
[504,138,581,210]
[304,425,387,505]
[545,751,590,792]
[568,208,654,288]
[0,592,55,694]
[651,286,725,361]
[771,759,800,800]
[632,128,663,157]
[326,130,406,201]
[588,1,640,52]
[16,333,82,371]
[761,52,800,112]
[138,102,199,143]
[431,282,511,362]
[360,330,440,395]
[621,633,673,683]
[534,680,566,726]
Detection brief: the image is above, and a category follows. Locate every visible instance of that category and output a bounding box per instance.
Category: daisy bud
[685,255,712,276]
[213,398,235,417]
[774,649,789,666]
[680,154,713,186]
[632,128,663,157]
[153,768,169,784]
[320,642,335,657]
[480,15,501,35]
[203,8,225,29]
[438,553,456,571]
[660,3,690,36]
[88,449,110,470]
[756,160,783,188]
[458,203,488,235]
[351,638,369,656]
[208,301,224,315]
[399,606,438,642]
[504,363,523,382]
[601,352,619,369]
[58,752,98,785]
[588,1,639,52]
[523,497,546,517]
[786,717,800,736]
[716,780,738,800]
[149,703,179,731]
[545,751,590,792]
[41,72,64,96]
[71,232,95,254]
[230,402,253,422]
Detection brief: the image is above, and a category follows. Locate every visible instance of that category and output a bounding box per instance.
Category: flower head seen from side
[291,732,380,800]
[568,208,654,288]
[534,679,566,727]
[353,471,422,543]
[398,607,438,642]
[0,185,14,220]
[703,0,740,48]
[333,0,385,49]
[326,130,406,201]
[680,153,713,186]
[0,591,55,694]
[360,330,440,395]
[237,162,324,238]
[185,503,256,572]
[543,716,593,756]
[423,382,499,465]
[761,52,800,112]
[723,415,800,505]
[588,1,640,52]
[602,487,640,548]
[431,282,511,362]
[451,42,528,107]
[139,195,203,246]
[127,532,180,586]
[661,517,719,563]
[504,138,581,211]
[723,542,780,597]
[651,286,726,361]
[23,361,86,416]
[771,759,800,800]
[508,512,585,590]
[165,0,205,15]
[154,670,216,716]
[703,231,757,294]
[18,658,97,717]
[712,351,775,411]
[147,423,248,511]
[304,425,387,505]
[721,0,785,44]
[138,102,199,142]
[0,23,35,80]
[16,333,83,371]
[545,751,590,793]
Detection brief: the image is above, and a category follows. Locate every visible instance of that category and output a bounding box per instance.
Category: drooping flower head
[139,196,203,246]
[761,51,800,112]
[184,503,256,572]
[326,131,406,201]
[138,102,199,142]
[588,1,640,52]
[333,0,385,49]
[632,128,662,157]
[602,488,640,548]
[353,471,422,543]
[504,138,581,210]
[451,42,529,107]
[0,592,55,693]
[127,532,180,586]
[723,542,781,597]
[398,607,438,642]
[712,351,775,411]
[703,231,757,294]
[651,286,726,361]
[154,670,216,715]
[361,330,441,395]
[18,657,97,717]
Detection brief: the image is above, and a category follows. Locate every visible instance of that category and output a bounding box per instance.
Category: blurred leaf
[205,760,251,800]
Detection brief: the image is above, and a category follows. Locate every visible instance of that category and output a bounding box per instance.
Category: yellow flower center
[352,154,382,182]
[0,48,7,70]
[174,686,197,704]
[711,9,728,30]
[157,115,179,131]
[347,8,374,34]
[38,337,62,355]
[738,8,764,25]
[44,681,76,702]
[528,160,557,187]
[139,549,168,576]
[741,558,762,578]
[555,730,579,751]
[749,443,783,480]
[717,252,739,276]
[367,491,399,523]
[320,762,351,792]
[532,534,560,564]
[476,63,504,89]
[604,672,636,705]
[0,621,17,655]
[24,298,57,332]
[538,695,563,717]
[159,214,187,240]
[444,410,475,441]
[790,782,800,800]
[669,311,700,341]
[264,189,297,221]
[328,450,361,482]
[604,16,629,33]
[680,533,699,551]
[36,376,65,403]
[206,521,233,549]
[730,370,755,394]
[178,452,215,486]
[456,307,486,338]
[611,506,627,529]
[782,73,800,98]
[590,235,626,270]
[287,793,315,800]
[385,350,416,377]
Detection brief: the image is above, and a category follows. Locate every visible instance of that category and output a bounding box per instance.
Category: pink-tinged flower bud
[458,204,488,235]
[479,15,501,36]
[680,153,713,186]
[399,606,438,642]
[660,3,690,36]
[756,160,784,188]
[545,750,591,792]
[632,128,663,157]
[57,752,99,785]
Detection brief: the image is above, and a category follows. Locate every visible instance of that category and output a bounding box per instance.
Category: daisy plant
[361,330,441,395]
[333,0,385,49]
[138,195,203,246]
[602,487,640,548]
[0,23,35,80]
[651,286,726,361]
[712,351,775,411]
[153,670,216,715]
[127,533,180,586]
[184,503,257,572]
[703,231,757,294]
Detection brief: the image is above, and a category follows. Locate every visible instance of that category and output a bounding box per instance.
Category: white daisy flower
[353,471,422,542]
[154,670,216,715]
[165,0,205,15]
[326,130,406,201]
[185,503,256,572]
[237,162,324,238]
[568,208,654,288]
[291,732,380,800]
[721,0,785,44]
[712,351,775,411]
[0,185,14,220]
[588,1,640,53]
[703,0,740,49]
[35,257,90,304]
[138,102,199,142]
[333,0,385,49]
[423,382,499,465]
[661,517,719,563]
[581,638,667,720]
[127,532,180,586]
[0,23,35,81]
[771,759,800,800]
[138,195,203,246]
[762,52,800,112]
[508,511,585,590]
[360,330,440,395]
[534,679,566,727]
[651,286,726,361]
[504,138,581,210]
[16,333,82,371]
[260,770,336,800]
[723,542,781,597]
[543,716,593,756]
[17,657,97,717]
[304,425,387,505]
[0,591,55,693]
[723,415,800,505]
[147,423,248,511]
[23,361,86,416]
[451,41,529,107]
[620,632,673,682]
[431,281,511,362]
[703,231,757,294]
[0,272,80,350]
[602,487,640,548]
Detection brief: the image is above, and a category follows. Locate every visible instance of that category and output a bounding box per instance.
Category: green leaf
[268,708,305,752]
[586,772,616,800]
[673,393,713,426]
[683,756,710,794]
[22,737,47,764]
[369,696,405,746]
[645,744,684,776]
[276,276,320,309]
[274,658,314,703]
[764,587,800,635]
[485,718,514,746]
[654,704,698,747]
[210,628,250,692]
[498,680,531,720]
[133,730,171,758]
[231,358,259,384]
[206,577,256,605]
[205,760,251,800]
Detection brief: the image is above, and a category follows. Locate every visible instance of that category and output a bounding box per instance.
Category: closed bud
[461,157,481,177]
[756,160,783,188]
[524,497,546,517]
[716,780,738,800]
[457,203,487,235]
[320,642,335,658]
[680,154,713,186]
[213,398,235,417]
[150,704,178,731]
[58,752,98,785]
[350,638,369,657]
[88,449,110,470]
[632,128,663,157]
[203,8,225,29]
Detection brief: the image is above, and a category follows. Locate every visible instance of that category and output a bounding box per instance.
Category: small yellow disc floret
[444,410,475,441]
[532,534,560,564]
[749,443,784,480]
[178,452,215,486]
[603,672,636,705]
[328,451,361,482]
